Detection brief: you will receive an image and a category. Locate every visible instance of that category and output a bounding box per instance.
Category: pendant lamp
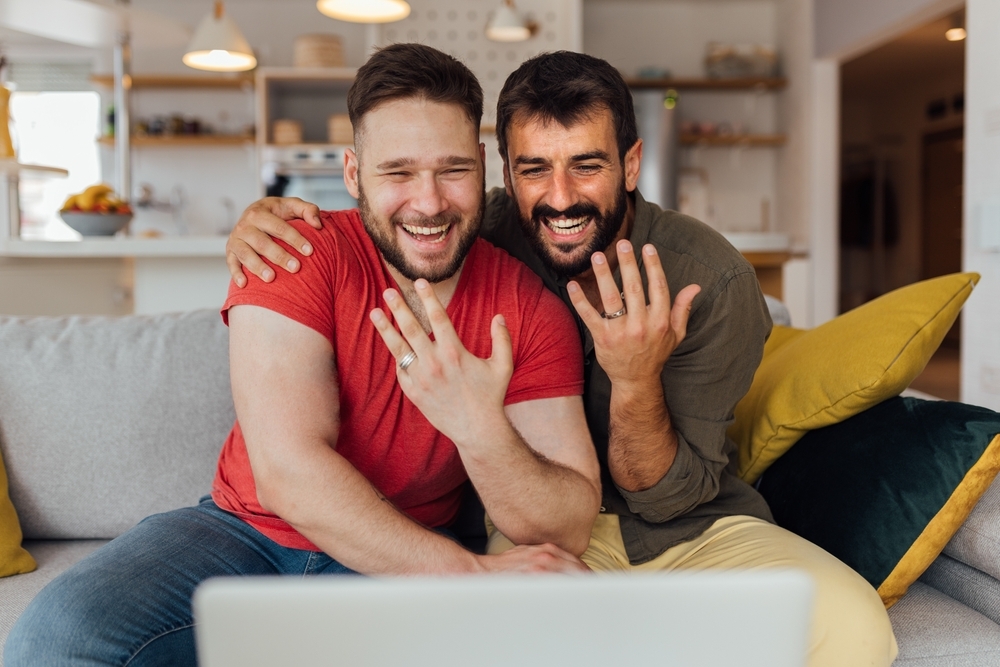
[316,0,411,23]
[183,1,257,72]
[486,0,537,43]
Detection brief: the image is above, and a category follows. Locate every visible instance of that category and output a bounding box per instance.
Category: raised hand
[567,240,701,389]
[369,279,514,445]
[226,197,323,286]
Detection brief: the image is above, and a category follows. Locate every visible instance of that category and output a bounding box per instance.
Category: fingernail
[302,243,313,255]
[384,289,397,301]
[287,259,299,271]
[567,282,580,293]
[262,269,274,281]
[497,314,507,327]
[644,245,656,255]
[370,309,386,324]
[592,253,606,265]
[618,240,632,253]
[415,279,429,290]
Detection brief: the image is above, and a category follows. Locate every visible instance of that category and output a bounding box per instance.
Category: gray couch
[2,309,1000,665]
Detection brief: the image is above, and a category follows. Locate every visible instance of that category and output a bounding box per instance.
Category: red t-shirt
[212,209,584,551]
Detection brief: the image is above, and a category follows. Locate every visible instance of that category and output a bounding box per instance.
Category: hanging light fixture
[945,11,966,42]
[316,0,410,23]
[486,0,538,43]
[183,1,257,72]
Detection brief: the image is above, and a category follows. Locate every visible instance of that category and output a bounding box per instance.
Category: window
[12,90,103,240]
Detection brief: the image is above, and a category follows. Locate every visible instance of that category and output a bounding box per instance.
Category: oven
[261,145,357,212]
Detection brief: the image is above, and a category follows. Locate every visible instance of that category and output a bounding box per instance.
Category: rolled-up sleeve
[616,268,770,523]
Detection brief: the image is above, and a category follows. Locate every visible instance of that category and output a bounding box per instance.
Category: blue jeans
[4,496,355,667]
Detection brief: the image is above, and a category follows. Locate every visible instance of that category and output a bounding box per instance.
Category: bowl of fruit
[59,184,133,236]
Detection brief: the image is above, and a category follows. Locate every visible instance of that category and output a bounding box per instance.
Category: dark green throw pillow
[758,396,1000,608]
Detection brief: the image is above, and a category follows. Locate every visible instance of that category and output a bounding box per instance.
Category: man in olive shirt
[226,50,896,667]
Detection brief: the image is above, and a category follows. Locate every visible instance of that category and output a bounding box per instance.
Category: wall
[962,0,1000,410]
[815,0,963,59]
[584,0,785,239]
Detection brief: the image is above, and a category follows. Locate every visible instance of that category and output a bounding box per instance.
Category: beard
[357,180,485,284]
[516,180,629,278]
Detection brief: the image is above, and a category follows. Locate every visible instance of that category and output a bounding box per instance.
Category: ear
[624,138,642,193]
[344,147,360,199]
[502,158,513,197]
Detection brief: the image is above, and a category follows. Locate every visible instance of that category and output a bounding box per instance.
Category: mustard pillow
[730,272,980,484]
[1,446,36,577]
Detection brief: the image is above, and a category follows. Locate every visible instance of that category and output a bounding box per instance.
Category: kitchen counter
[0,237,230,315]
[720,232,793,300]
[0,236,226,258]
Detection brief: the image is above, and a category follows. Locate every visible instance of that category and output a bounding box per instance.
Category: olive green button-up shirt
[481,188,774,564]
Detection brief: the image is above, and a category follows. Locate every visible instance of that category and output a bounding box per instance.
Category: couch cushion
[0,310,234,540]
[0,539,107,663]
[758,397,1000,607]
[921,554,1000,627]
[945,470,1000,582]
[888,581,1000,666]
[729,272,979,484]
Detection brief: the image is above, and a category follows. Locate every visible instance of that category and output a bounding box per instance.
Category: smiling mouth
[543,217,590,236]
[401,222,451,243]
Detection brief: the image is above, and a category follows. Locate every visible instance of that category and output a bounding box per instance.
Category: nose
[409,174,448,218]
[545,167,575,213]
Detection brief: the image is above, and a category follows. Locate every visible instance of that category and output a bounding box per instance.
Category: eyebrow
[375,156,478,171]
[513,150,614,166]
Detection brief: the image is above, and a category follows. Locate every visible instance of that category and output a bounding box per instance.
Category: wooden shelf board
[90,74,254,89]
[99,135,254,147]
[679,134,786,147]
[626,77,786,91]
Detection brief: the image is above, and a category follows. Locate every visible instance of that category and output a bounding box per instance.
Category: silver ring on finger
[601,305,627,320]
[398,351,417,371]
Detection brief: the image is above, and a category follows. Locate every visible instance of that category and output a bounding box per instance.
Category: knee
[809,560,897,667]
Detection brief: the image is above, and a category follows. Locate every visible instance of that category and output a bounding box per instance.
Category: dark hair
[347,43,484,141]
[496,51,638,162]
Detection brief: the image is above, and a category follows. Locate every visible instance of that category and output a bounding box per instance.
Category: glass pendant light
[183,1,257,72]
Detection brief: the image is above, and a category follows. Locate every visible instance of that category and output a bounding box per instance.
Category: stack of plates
[294,34,345,68]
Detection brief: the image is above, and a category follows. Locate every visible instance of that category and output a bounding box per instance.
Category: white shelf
[0,237,227,258]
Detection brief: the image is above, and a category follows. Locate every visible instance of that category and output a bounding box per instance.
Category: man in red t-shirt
[4,44,601,667]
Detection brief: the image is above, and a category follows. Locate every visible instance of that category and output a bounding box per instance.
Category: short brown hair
[347,43,484,143]
[496,51,638,162]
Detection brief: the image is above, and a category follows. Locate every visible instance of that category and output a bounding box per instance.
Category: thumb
[489,314,514,376]
[669,284,702,341]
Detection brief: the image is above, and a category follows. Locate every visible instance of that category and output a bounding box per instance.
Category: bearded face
[358,179,485,284]
[515,180,628,278]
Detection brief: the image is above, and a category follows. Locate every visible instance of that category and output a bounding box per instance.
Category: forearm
[607,374,678,492]
[254,439,481,575]
[456,413,600,556]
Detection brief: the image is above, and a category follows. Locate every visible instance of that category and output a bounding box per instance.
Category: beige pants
[487,514,898,667]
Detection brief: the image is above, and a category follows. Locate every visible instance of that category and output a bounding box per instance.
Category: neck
[385,261,465,333]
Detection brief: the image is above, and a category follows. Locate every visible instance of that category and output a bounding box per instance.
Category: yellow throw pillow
[1,446,36,577]
[730,272,980,484]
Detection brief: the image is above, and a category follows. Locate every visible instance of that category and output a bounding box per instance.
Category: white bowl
[59,211,133,237]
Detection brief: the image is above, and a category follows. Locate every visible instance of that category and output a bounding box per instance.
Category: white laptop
[194,571,813,667]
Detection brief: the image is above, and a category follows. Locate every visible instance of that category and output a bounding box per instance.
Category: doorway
[839,8,965,400]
